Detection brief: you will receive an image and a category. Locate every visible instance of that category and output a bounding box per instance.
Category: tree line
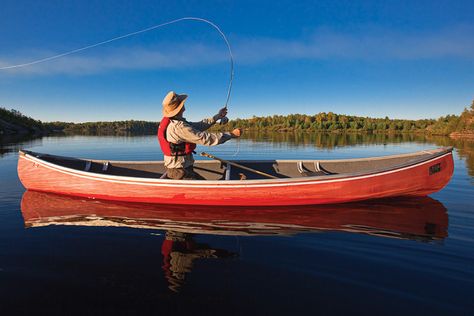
[213,100,474,135]
[0,107,45,135]
[2,100,473,136]
[43,120,157,134]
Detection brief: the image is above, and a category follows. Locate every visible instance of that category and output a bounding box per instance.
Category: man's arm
[188,117,217,132]
[172,121,233,146]
[188,107,228,131]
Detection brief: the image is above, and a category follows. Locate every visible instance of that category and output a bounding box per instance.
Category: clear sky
[1,0,473,122]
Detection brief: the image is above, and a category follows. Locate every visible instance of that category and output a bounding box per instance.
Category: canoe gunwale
[18,147,453,187]
[20,147,452,164]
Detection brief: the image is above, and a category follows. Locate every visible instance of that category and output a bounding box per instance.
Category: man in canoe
[158,91,242,180]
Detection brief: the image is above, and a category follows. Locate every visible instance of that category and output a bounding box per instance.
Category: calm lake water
[1,132,473,315]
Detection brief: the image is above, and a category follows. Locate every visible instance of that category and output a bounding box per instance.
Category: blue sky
[0,0,473,122]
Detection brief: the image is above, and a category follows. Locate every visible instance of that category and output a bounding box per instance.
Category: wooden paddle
[200,152,279,179]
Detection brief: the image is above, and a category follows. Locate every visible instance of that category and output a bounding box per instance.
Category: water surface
[1,133,473,315]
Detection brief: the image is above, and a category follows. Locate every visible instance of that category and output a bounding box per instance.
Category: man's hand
[231,128,242,138]
[216,107,228,119]
[220,116,229,125]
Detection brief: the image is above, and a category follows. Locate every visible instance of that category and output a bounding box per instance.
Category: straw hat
[162,91,188,117]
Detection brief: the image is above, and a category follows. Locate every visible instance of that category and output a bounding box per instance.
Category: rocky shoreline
[0,118,45,136]
[450,132,474,139]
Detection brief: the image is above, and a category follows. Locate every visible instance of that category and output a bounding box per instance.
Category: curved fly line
[0,17,234,108]
[1,17,241,156]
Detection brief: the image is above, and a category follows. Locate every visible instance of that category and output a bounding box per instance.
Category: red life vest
[158,117,196,157]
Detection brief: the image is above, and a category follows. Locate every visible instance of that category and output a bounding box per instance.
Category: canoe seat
[296,161,327,176]
[313,161,333,175]
[225,164,231,180]
[272,163,280,173]
[84,161,110,174]
[84,161,92,172]
[272,162,332,177]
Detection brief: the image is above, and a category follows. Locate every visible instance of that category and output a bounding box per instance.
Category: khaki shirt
[164,117,232,169]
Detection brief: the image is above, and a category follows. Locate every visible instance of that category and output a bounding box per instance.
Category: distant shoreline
[3,127,474,141]
[2,103,473,139]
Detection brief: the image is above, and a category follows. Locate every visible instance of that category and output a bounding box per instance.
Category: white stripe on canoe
[20,153,451,189]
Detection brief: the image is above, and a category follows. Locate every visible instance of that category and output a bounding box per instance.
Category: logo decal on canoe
[429,163,441,175]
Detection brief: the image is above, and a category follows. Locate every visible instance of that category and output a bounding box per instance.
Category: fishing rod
[1,17,239,154]
[0,17,234,109]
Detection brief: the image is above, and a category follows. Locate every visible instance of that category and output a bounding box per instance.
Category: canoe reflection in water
[21,190,448,292]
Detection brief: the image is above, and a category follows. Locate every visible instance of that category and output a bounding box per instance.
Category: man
[158,91,242,180]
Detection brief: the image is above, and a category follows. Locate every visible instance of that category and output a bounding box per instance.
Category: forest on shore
[1,100,473,137]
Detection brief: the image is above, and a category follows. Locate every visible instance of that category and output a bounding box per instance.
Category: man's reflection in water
[161,231,237,292]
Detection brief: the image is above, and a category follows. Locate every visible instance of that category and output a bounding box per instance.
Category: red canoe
[21,190,448,240]
[17,147,453,206]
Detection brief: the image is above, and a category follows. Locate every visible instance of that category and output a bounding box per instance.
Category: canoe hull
[17,150,454,206]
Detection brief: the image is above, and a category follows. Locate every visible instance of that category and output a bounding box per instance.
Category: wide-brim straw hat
[162,91,188,117]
